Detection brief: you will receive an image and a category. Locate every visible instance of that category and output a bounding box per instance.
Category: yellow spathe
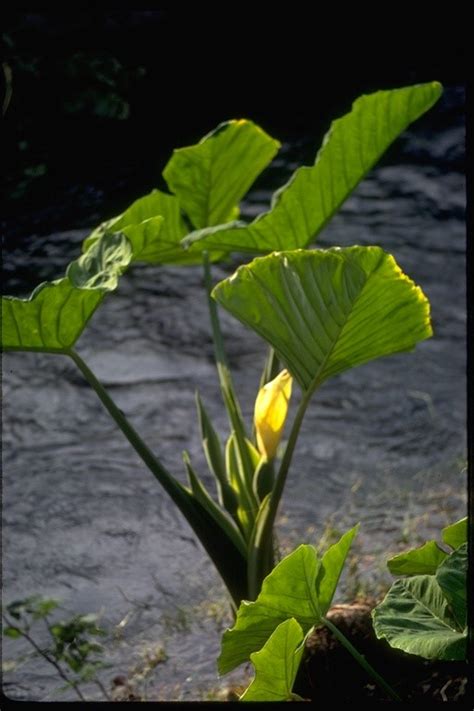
[254,369,293,460]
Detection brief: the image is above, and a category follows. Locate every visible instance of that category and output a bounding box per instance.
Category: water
[1,87,466,701]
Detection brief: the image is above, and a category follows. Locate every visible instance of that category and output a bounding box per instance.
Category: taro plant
[372,516,468,661]
[1,82,442,611]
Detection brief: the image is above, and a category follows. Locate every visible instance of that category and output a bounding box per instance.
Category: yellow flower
[254,369,293,460]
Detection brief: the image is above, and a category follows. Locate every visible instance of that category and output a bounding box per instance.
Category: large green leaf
[240,618,306,702]
[1,232,132,353]
[218,525,358,674]
[163,119,280,230]
[82,190,212,265]
[213,247,432,391]
[436,544,467,630]
[218,544,320,674]
[442,517,467,550]
[183,82,442,255]
[372,575,467,661]
[388,541,448,576]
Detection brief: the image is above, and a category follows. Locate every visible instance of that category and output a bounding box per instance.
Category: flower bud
[254,369,293,460]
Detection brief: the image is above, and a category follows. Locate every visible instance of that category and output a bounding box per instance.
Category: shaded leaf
[372,575,467,661]
[388,541,448,576]
[240,618,305,701]
[436,544,467,630]
[184,83,442,255]
[2,232,132,352]
[163,119,280,230]
[213,247,431,391]
[442,517,467,550]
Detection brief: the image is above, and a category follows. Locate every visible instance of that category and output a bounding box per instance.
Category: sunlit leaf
[2,232,132,352]
[372,575,467,661]
[388,541,448,576]
[315,524,359,616]
[219,524,358,674]
[213,247,432,391]
[163,119,280,230]
[240,618,306,701]
[184,82,442,255]
[442,517,467,550]
[218,544,319,674]
[82,190,213,264]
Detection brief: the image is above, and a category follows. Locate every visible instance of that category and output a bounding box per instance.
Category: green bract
[213,247,432,391]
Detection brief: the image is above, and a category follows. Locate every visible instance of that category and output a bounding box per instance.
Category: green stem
[202,252,256,501]
[67,348,248,608]
[259,385,314,543]
[321,616,402,702]
[67,349,190,511]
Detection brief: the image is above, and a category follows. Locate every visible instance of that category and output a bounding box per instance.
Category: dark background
[1,10,467,242]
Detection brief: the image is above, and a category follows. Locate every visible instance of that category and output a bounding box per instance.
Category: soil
[293,599,469,704]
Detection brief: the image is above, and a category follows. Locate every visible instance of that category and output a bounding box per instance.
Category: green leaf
[240,618,306,702]
[183,82,442,255]
[182,451,246,559]
[388,541,448,576]
[213,247,432,391]
[3,627,22,639]
[316,524,359,616]
[83,189,213,265]
[218,544,320,674]
[436,544,467,630]
[163,119,280,230]
[195,392,237,515]
[442,517,467,550]
[225,432,259,539]
[372,575,467,661]
[2,232,132,352]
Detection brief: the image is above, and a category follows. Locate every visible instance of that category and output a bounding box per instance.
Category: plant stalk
[321,615,402,702]
[257,385,314,547]
[202,252,256,504]
[67,350,190,511]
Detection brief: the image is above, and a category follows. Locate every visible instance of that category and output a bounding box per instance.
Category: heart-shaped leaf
[183,82,442,255]
[163,119,280,230]
[2,232,132,353]
[213,247,432,391]
[372,575,467,661]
